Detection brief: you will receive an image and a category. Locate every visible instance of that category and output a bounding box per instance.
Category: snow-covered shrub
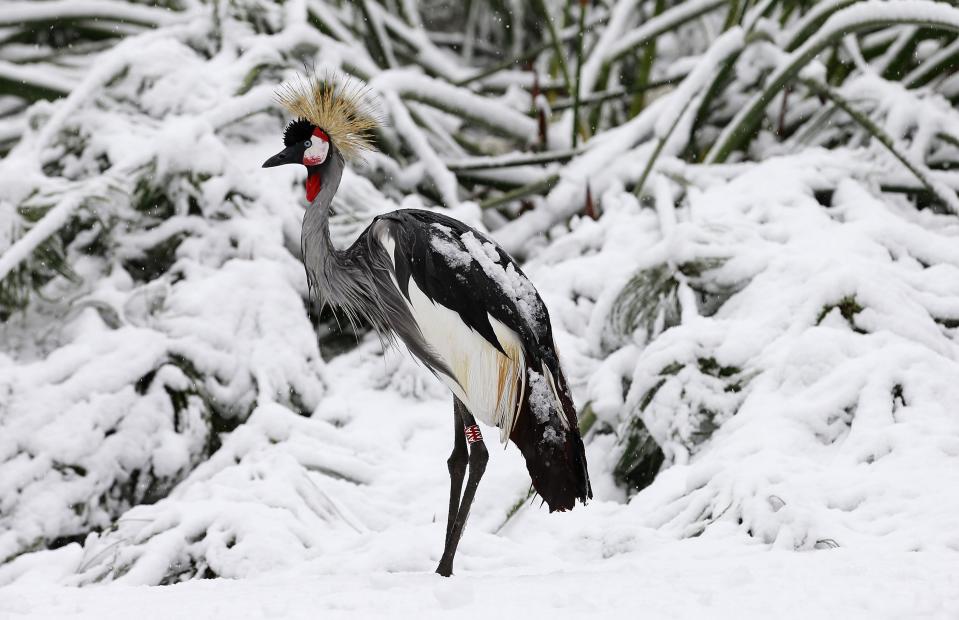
[0,2,333,565]
[72,403,366,585]
[517,151,959,553]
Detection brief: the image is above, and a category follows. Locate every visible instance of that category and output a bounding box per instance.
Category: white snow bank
[522,153,959,552]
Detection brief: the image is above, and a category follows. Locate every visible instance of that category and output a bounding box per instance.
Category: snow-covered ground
[5,547,958,618]
[3,342,958,619]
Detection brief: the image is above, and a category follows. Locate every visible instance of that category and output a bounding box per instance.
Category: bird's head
[262,73,380,203]
[263,118,337,202]
[263,118,332,169]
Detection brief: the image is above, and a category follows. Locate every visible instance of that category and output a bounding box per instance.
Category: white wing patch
[405,279,526,442]
[378,227,525,442]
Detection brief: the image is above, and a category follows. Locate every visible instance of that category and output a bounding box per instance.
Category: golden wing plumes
[275,73,382,162]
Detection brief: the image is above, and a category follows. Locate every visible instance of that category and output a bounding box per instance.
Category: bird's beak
[262,144,299,168]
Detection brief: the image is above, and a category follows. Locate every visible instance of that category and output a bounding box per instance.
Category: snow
[0,192,86,281]
[604,0,728,70]
[904,38,959,86]
[0,59,75,96]
[577,0,641,99]
[3,547,959,619]
[3,0,959,617]
[526,368,553,424]
[496,97,669,255]
[708,0,959,163]
[9,147,959,614]
[652,29,745,140]
[4,328,959,616]
[371,70,537,143]
[0,1,181,28]
[370,5,468,83]
[383,90,460,208]
[444,149,578,172]
[779,0,856,50]
[459,231,545,332]
[430,226,472,270]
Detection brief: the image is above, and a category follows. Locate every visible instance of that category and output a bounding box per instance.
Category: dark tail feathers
[509,363,592,512]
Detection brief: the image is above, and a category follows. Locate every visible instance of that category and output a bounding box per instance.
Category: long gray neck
[301,149,348,296]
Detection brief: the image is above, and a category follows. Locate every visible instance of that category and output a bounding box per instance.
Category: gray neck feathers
[300,148,385,333]
[299,148,446,362]
[301,148,345,271]
[302,148,349,300]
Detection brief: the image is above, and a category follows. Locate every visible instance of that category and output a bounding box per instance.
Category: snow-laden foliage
[1,0,959,594]
[561,154,959,547]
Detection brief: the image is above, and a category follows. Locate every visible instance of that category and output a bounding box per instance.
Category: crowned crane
[262,75,591,577]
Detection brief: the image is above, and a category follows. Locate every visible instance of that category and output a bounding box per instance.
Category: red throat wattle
[305,173,322,202]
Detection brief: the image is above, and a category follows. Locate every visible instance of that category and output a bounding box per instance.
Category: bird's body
[315,203,591,510]
[264,74,590,576]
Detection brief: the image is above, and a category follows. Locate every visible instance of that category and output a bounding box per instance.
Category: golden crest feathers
[275,73,382,162]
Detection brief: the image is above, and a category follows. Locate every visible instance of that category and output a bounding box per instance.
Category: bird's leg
[436,406,488,577]
[444,398,469,546]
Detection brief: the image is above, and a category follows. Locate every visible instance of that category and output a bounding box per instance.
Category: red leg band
[464,425,483,444]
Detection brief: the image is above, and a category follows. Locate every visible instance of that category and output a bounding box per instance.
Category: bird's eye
[304,140,312,148]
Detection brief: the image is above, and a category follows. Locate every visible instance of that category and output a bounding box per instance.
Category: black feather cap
[283,118,314,147]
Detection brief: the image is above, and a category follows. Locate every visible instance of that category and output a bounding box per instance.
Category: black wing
[374,208,551,358]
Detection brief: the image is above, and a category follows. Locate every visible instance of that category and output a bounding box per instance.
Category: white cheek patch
[303,139,329,166]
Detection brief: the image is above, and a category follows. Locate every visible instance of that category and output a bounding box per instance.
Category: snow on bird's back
[429,223,471,271]
[459,231,546,334]
[429,225,547,333]
[527,369,554,424]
